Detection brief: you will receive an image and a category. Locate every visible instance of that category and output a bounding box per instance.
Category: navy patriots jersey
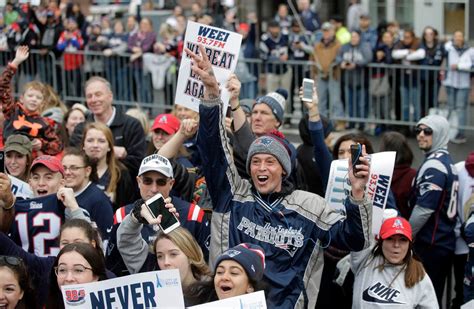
[410,149,458,250]
[9,194,64,257]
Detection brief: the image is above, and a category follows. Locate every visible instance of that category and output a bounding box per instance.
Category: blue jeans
[400,85,420,122]
[132,68,152,103]
[446,86,469,136]
[317,77,344,118]
[345,86,368,120]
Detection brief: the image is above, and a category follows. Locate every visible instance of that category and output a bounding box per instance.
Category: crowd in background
[0,1,472,143]
[0,1,473,309]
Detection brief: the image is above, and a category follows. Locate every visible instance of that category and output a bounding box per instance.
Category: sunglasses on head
[415,127,433,136]
[0,255,23,267]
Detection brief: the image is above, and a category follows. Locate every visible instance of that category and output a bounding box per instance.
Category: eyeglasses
[63,166,86,172]
[54,265,93,278]
[141,177,169,186]
[0,255,22,266]
[415,127,433,136]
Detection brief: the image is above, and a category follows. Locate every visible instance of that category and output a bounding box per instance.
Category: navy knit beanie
[215,243,266,282]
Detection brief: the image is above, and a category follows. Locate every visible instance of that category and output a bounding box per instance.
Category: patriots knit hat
[246,133,291,178]
[255,88,288,124]
[215,243,265,282]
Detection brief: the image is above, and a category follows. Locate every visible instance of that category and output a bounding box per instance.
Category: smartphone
[350,144,363,178]
[0,151,4,173]
[144,193,180,233]
[302,78,314,102]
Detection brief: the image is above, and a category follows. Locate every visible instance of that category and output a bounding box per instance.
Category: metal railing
[2,49,473,132]
[2,49,177,116]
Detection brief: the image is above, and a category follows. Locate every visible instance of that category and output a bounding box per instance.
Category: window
[369,0,387,23]
[395,0,414,29]
[444,3,466,35]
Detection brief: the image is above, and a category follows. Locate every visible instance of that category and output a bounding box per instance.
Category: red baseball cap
[379,217,412,241]
[30,155,65,176]
[151,114,180,135]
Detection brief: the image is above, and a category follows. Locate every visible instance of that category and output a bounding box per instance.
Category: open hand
[184,44,219,98]
[12,46,29,67]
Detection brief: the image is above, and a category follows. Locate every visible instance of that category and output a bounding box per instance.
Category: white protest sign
[188,291,267,309]
[325,152,396,234]
[175,21,242,113]
[61,269,185,308]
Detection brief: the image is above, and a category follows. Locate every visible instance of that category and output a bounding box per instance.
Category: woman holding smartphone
[117,198,211,302]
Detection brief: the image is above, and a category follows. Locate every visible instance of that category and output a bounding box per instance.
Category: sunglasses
[415,127,433,136]
[0,255,23,266]
[141,177,169,186]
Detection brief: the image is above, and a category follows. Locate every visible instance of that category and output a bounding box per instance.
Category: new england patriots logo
[392,219,404,229]
[255,137,274,146]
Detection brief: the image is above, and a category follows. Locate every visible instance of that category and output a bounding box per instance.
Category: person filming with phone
[187,43,373,309]
[115,154,211,289]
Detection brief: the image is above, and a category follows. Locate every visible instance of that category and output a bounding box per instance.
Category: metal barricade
[1,48,472,133]
[0,49,177,117]
[240,58,474,133]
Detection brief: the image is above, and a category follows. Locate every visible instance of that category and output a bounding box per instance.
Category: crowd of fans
[0,1,473,309]
[0,1,472,142]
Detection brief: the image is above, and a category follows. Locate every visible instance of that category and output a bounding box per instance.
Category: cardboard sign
[175,21,242,113]
[188,291,267,309]
[61,269,185,308]
[325,152,396,234]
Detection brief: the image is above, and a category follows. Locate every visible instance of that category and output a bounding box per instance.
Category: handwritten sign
[325,152,396,234]
[175,21,242,113]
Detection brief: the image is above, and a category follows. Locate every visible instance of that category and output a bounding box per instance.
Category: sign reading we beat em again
[175,21,242,114]
[61,269,185,309]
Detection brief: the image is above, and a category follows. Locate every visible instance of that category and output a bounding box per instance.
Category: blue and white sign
[61,269,185,308]
[325,151,396,234]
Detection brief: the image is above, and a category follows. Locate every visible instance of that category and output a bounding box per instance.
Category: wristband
[231,104,241,112]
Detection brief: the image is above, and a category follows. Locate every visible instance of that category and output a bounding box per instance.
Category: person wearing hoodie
[337,30,372,130]
[453,152,474,308]
[408,114,458,305]
[442,30,473,144]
